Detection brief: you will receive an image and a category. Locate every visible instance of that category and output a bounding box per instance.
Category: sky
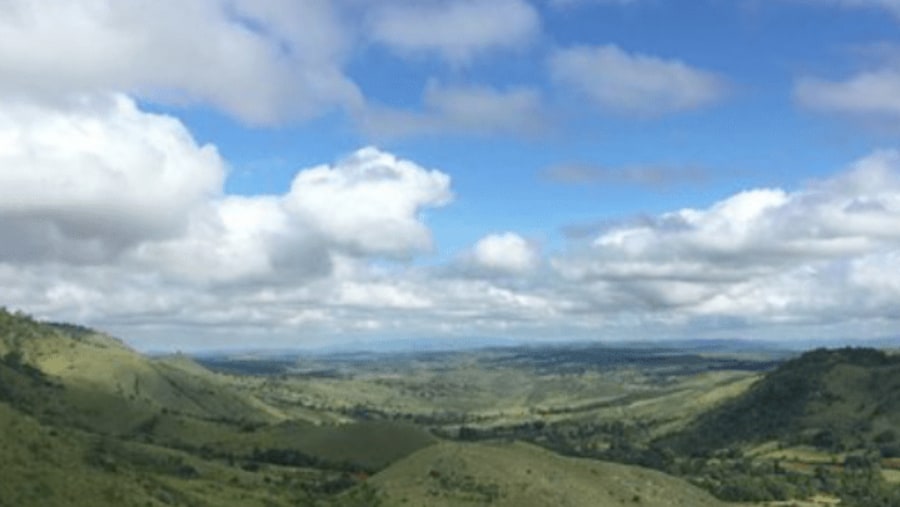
[2,0,900,351]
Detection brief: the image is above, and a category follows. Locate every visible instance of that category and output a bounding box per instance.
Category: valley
[2,308,899,506]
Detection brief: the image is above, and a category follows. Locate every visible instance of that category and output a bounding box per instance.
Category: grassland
[3,308,900,506]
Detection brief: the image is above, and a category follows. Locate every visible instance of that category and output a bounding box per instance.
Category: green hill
[361,440,728,506]
[665,347,900,455]
[0,309,441,505]
[0,310,284,432]
[0,381,346,507]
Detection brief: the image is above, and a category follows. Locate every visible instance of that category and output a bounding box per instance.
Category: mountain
[665,347,900,454]
[362,440,728,506]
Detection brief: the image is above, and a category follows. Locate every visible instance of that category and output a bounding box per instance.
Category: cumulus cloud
[0,89,452,282]
[359,82,547,139]
[0,0,360,124]
[549,45,727,116]
[468,233,540,275]
[368,0,540,64]
[553,150,900,326]
[0,94,224,263]
[283,147,453,257]
[5,142,900,346]
[132,147,453,284]
[129,196,330,285]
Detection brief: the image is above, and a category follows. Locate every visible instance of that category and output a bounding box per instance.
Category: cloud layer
[4,128,900,347]
[553,150,900,327]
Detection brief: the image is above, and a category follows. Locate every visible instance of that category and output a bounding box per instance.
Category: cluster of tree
[445,412,900,503]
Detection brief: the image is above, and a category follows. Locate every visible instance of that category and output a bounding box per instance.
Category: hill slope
[666,347,900,454]
[0,309,283,434]
[1,309,441,505]
[365,441,728,506]
[0,391,340,507]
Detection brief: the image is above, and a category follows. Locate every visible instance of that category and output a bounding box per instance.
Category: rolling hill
[363,440,728,506]
[12,308,897,505]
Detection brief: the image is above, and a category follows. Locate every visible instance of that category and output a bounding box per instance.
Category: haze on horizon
[2,0,900,351]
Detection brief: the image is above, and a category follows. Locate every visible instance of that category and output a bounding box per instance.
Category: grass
[0,402,323,507]
[360,440,727,506]
[0,310,436,505]
[4,309,899,506]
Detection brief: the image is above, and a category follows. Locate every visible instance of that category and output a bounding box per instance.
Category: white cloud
[359,82,547,139]
[0,0,360,124]
[368,0,540,64]
[284,147,453,257]
[0,90,452,283]
[0,94,224,263]
[8,142,900,346]
[549,45,727,116]
[129,195,330,285]
[132,147,453,284]
[334,281,433,310]
[553,150,900,326]
[470,232,539,275]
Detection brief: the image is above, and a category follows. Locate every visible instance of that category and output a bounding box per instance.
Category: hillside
[363,441,728,506]
[0,309,443,505]
[0,310,283,431]
[665,347,900,454]
[0,398,347,507]
[8,308,897,505]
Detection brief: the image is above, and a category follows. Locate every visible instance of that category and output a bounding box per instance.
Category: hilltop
[665,347,900,454]
[364,440,728,507]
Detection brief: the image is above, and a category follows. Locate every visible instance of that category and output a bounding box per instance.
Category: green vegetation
[666,347,900,453]
[2,308,899,506]
[0,309,435,506]
[365,441,726,506]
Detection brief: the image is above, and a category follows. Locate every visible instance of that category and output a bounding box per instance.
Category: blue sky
[2,0,900,350]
